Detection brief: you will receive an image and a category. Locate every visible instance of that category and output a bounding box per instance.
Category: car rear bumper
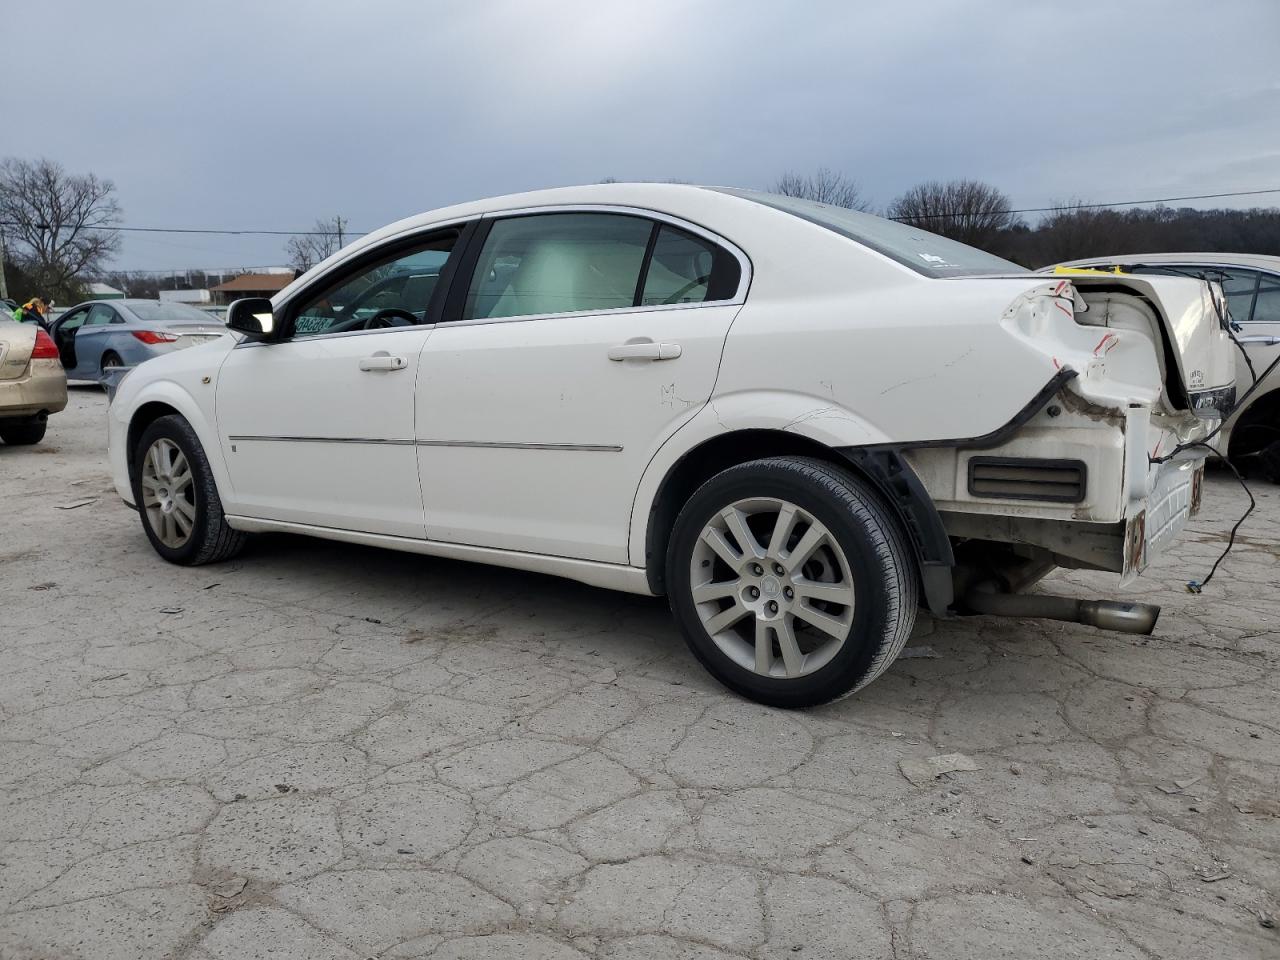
[0,359,68,418]
[1122,455,1204,580]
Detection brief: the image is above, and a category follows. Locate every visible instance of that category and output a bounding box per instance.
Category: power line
[0,221,369,237]
[891,187,1280,222]
[3,186,1280,238]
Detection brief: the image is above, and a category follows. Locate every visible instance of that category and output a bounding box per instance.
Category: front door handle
[359,353,408,372]
[607,340,682,361]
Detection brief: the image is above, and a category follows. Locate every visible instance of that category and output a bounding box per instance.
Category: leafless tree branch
[0,156,121,302]
[773,167,869,211]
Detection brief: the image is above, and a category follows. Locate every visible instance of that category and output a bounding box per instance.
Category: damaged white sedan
[106,184,1234,707]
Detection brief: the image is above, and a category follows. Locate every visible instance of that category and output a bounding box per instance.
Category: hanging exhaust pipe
[962,585,1160,635]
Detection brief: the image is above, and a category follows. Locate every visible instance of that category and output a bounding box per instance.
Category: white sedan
[107,184,1234,707]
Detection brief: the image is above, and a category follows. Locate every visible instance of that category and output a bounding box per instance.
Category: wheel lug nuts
[773,563,785,575]
[751,563,763,576]
[767,600,778,614]
[784,587,794,599]
[748,586,760,599]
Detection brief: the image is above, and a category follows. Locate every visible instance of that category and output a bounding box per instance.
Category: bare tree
[772,167,869,210]
[0,157,121,303]
[101,270,162,299]
[888,179,1015,246]
[286,216,348,273]
[1024,199,1138,265]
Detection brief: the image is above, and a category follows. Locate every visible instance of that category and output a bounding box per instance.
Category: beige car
[0,320,68,445]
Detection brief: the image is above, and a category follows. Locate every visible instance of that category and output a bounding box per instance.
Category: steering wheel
[365,308,419,329]
[662,275,711,305]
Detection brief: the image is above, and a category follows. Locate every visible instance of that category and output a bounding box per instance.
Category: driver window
[58,308,89,333]
[292,232,457,338]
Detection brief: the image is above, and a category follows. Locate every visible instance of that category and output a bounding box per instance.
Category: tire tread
[668,455,919,707]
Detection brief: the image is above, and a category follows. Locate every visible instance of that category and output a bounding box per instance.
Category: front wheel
[132,414,248,564]
[667,457,918,708]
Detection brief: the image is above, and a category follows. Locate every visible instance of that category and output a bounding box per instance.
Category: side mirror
[226,297,278,340]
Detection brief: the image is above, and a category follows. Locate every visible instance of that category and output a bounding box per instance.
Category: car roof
[273,183,752,301]
[1058,252,1280,273]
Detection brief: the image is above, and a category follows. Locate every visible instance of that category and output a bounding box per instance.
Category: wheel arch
[1227,382,1280,462]
[121,381,231,500]
[638,427,954,614]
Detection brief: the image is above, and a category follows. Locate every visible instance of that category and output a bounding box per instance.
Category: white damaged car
[106,184,1234,707]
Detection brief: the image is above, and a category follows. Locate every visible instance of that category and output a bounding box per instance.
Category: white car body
[1054,253,1280,478]
[107,183,1233,652]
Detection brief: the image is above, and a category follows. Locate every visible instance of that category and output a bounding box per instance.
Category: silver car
[47,299,228,382]
[1056,253,1280,481]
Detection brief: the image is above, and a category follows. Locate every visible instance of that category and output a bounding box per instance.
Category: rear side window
[84,305,116,326]
[462,213,742,321]
[1252,272,1280,324]
[1218,269,1259,323]
[641,226,740,306]
[464,213,651,321]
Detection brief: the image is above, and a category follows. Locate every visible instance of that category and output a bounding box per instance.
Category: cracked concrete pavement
[1,387,1277,959]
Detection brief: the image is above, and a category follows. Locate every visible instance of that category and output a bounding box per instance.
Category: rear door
[1244,269,1280,376]
[72,303,121,375]
[416,209,747,563]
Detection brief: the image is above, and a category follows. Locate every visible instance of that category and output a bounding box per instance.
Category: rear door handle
[359,353,408,372]
[607,341,682,361]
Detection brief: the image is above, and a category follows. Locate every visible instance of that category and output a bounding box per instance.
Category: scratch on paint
[879,347,974,396]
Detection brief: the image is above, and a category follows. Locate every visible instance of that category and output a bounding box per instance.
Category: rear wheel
[667,457,918,708]
[133,414,247,564]
[0,415,47,445]
[100,351,123,391]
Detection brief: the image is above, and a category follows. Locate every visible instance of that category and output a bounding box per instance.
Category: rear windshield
[128,302,222,325]
[712,188,1027,279]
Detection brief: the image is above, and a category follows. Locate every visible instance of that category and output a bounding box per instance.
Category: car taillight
[132,330,180,344]
[31,328,60,359]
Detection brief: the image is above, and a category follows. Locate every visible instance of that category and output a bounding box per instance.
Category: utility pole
[0,231,8,301]
[335,215,346,248]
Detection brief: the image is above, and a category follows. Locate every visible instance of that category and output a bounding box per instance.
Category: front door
[417,211,746,563]
[214,230,460,537]
[51,306,89,373]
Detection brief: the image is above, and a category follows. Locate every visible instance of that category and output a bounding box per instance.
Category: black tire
[100,352,124,391]
[667,456,918,708]
[0,415,47,445]
[132,414,248,565]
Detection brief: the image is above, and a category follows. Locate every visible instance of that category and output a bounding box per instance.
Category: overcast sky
[5,0,1279,272]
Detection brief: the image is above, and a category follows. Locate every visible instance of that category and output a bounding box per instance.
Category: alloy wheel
[689,497,856,679]
[141,438,197,548]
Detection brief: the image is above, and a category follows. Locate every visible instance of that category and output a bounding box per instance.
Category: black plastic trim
[967,456,1088,503]
[834,368,1081,615]
[834,448,956,616]
[890,368,1079,452]
[632,222,661,307]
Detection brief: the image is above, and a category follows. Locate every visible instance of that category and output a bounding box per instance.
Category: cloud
[4,0,1278,270]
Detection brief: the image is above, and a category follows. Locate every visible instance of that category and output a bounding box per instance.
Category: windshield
[128,301,222,325]
[712,188,1027,279]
